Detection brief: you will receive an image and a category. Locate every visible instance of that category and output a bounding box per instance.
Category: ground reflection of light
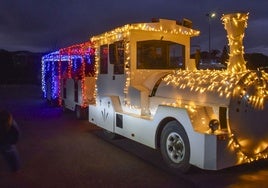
[228,170,268,188]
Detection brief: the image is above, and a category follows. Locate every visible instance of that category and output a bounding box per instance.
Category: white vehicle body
[61,76,95,118]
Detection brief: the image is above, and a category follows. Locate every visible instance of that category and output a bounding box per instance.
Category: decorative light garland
[92,43,99,103]
[91,19,200,104]
[228,134,268,164]
[222,12,249,73]
[41,42,94,107]
[163,70,268,108]
[124,40,131,105]
[163,70,243,97]
[219,12,268,162]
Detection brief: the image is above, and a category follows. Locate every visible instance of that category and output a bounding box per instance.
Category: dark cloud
[0,0,268,55]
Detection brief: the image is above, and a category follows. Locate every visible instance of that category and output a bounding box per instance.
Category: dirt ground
[0,85,268,188]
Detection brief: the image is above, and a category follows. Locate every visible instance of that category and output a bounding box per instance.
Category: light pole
[206,12,216,62]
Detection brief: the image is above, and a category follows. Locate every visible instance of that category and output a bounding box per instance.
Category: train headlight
[209,119,220,133]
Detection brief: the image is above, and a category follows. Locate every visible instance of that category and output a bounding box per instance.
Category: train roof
[91,18,200,43]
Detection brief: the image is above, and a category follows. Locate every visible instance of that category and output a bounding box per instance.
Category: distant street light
[206,12,216,55]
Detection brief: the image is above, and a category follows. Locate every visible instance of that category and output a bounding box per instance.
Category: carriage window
[84,54,95,76]
[137,40,185,69]
[109,41,124,74]
[100,45,108,74]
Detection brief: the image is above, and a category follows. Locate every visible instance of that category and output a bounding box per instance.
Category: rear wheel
[75,105,88,120]
[62,101,67,113]
[160,120,190,173]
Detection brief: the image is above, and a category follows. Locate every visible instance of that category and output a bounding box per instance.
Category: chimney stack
[222,13,249,72]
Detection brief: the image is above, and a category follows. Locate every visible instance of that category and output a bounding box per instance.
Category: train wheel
[103,129,118,140]
[62,101,67,113]
[160,120,190,173]
[75,105,88,120]
[75,105,82,119]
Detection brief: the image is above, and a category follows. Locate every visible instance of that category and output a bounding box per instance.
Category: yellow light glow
[163,70,244,99]
[222,12,249,73]
[91,19,199,105]
[228,134,268,164]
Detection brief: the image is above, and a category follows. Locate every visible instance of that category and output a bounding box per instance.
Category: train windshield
[137,40,185,69]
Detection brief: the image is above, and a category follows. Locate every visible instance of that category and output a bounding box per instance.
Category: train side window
[169,44,185,69]
[100,45,108,74]
[84,55,95,76]
[109,41,124,74]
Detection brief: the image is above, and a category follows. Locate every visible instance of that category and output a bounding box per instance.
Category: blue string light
[41,42,94,104]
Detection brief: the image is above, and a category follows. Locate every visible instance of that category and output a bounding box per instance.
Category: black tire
[62,101,67,113]
[160,120,191,173]
[75,105,81,119]
[75,105,88,120]
[103,129,118,140]
[47,99,52,106]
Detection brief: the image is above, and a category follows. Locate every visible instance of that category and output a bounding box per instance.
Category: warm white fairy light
[163,69,268,109]
[91,21,199,44]
[222,12,249,73]
[91,20,199,104]
[124,39,131,105]
[221,11,268,161]
[163,70,244,98]
[163,67,268,162]
[92,43,99,104]
[228,134,268,164]
[233,70,268,109]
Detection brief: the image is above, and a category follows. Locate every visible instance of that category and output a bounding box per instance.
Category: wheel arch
[155,117,187,149]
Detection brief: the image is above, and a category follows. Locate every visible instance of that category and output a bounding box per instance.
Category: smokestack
[221,13,249,73]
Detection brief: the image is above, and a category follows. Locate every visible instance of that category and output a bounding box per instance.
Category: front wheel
[103,129,119,140]
[160,120,191,173]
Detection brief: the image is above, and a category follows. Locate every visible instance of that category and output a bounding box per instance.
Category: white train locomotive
[88,12,268,172]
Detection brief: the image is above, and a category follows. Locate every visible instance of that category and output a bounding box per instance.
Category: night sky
[1,0,268,55]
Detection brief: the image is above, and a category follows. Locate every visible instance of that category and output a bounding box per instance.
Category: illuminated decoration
[162,69,268,163]
[163,70,243,98]
[163,69,268,108]
[91,19,200,104]
[229,134,268,164]
[91,22,200,44]
[158,13,268,164]
[41,42,94,106]
[124,40,130,105]
[41,51,64,100]
[221,13,268,162]
[92,43,99,104]
[59,42,95,107]
[41,16,268,169]
[222,13,249,73]
[233,70,268,109]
